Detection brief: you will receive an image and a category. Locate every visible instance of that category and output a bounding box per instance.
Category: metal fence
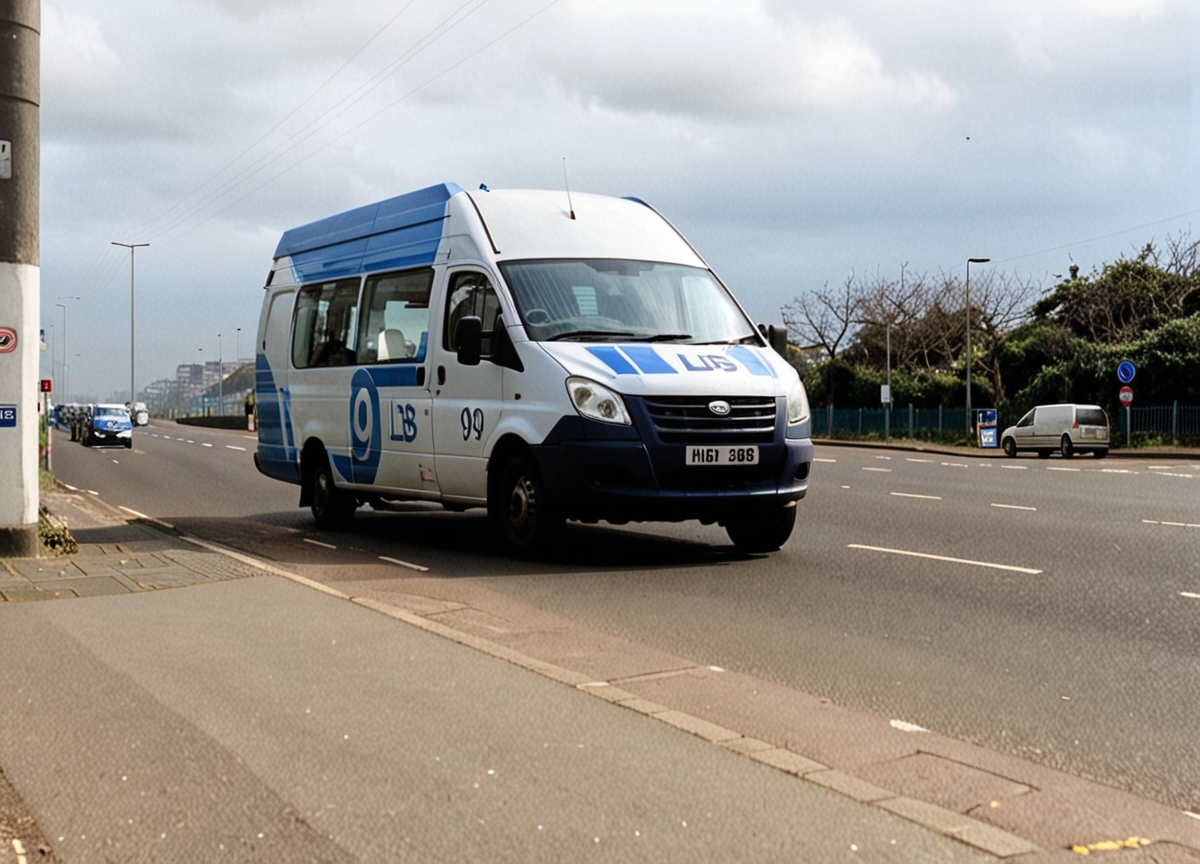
[813,403,1200,442]
[1117,403,1200,442]
[811,405,1000,439]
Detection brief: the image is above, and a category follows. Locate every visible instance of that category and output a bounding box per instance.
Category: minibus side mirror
[455,316,483,366]
[758,323,788,356]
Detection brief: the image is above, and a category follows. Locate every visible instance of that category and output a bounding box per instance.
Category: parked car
[84,403,133,448]
[1000,404,1109,458]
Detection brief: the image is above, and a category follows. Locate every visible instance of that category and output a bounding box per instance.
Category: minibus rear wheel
[311,459,356,529]
[725,502,796,553]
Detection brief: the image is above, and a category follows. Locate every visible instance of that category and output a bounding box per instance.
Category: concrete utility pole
[0,1,40,557]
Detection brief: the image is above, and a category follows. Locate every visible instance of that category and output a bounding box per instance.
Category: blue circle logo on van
[349,368,381,484]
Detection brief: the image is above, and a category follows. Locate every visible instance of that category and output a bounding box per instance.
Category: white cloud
[534,1,955,118]
[42,4,121,94]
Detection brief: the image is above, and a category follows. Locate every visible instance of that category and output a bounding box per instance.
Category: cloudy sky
[36,0,1198,401]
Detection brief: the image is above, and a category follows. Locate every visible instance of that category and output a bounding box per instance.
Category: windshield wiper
[547,330,638,342]
[700,334,761,345]
[639,333,693,343]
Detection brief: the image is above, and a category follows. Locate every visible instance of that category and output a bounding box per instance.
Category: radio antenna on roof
[562,157,576,220]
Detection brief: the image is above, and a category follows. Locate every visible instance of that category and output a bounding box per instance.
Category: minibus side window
[444,272,500,356]
[1016,410,1035,428]
[358,268,434,364]
[291,279,360,369]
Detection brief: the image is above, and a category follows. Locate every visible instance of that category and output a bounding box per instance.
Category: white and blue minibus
[255,183,813,555]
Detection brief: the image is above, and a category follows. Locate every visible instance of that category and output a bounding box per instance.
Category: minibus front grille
[642,396,777,444]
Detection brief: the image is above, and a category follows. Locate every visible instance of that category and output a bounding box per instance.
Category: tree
[1032,239,1198,343]
[782,274,860,361]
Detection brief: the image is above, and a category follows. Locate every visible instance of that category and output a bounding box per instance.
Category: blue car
[84,403,133,448]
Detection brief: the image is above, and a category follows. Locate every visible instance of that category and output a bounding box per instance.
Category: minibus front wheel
[725,501,796,554]
[491,452,562,557]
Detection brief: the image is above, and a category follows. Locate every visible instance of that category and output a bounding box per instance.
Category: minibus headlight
[566,377,631,426]
[786,379,811,425]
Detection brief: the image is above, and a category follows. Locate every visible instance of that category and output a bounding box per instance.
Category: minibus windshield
[498,259,759,344]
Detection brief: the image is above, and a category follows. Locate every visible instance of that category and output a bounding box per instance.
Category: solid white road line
[303,538,337,549]
[889,492,942,500]
[379,555,429,572]
[991,503,1037,511]
[847,544,1043,574]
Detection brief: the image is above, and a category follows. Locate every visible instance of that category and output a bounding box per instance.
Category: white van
[254,183,813,554]
[1000,403,1109,458]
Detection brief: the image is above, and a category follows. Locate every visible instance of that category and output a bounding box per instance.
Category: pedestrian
[245,391,256,432]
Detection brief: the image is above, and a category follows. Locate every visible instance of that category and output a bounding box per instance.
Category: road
[48,421,1200,813]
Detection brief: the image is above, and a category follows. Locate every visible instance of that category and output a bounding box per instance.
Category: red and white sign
[1119,386,1133,406]
[0,326,16,353]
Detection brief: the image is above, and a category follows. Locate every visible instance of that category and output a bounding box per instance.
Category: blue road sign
[0,405,16,427]
[1117,360,1136,384]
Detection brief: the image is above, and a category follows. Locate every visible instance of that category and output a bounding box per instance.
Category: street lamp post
[112,242,149,409]
[965,258,990,433]
[55,297,79,401]
[218,333,224,416]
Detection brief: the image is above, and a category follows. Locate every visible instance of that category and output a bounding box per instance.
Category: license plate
[685,445,759,466]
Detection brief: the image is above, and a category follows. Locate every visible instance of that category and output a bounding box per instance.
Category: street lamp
[112,242,149,409]
[55,297,79,401]
[218,332,224,416]
[965,258,990,433]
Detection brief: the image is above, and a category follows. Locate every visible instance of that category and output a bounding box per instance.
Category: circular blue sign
[1117,360,1136,384]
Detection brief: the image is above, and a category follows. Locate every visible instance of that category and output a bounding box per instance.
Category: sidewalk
[1,489,1198,862]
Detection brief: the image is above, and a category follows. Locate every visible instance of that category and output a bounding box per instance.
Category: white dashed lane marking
[303,538,337,549]
[226,445,247,451]
[1142,519,1200,528]
[991,503,1037,511]
[813,458,837,463]
[862,467,892,473]
[889,492,942,500]
[380,555,429,572]
[848,544,1043,575]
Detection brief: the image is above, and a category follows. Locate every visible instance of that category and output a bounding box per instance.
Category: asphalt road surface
[48,421,1200,813]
